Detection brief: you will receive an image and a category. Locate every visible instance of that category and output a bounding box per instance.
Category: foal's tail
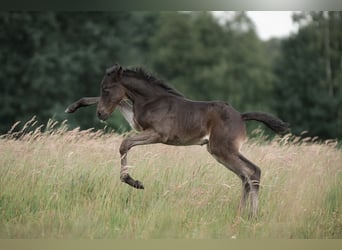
[241,112,289,134]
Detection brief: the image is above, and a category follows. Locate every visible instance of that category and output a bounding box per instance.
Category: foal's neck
[122,76,161,102]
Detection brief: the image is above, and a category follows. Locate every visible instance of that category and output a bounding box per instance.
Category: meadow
[0,119,341,238]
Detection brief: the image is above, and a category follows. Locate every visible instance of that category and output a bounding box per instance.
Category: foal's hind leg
[238,154,261,217]
[119,130,162,189]
[208,141,261,218]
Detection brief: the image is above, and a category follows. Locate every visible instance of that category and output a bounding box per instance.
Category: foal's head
[97,64,126,121]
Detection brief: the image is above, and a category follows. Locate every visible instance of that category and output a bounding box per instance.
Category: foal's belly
[164,133,209,146]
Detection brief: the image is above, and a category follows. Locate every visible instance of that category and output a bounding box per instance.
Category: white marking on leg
[120,165,134,176]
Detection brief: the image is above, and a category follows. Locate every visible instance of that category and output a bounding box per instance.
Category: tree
[150,12,275,113]
[273,11,342,139]
[2,11,304,138]
[0,12,159,133]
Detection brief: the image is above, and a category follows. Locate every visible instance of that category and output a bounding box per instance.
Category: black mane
[123,67,184,98]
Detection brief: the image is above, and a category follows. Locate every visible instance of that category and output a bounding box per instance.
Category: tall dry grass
[0,118,341,238]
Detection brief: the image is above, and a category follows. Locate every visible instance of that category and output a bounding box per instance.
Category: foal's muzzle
[97,111,109,121]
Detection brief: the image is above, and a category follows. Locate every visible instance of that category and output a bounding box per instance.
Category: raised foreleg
[65,97,99,113]
[65,97,138,130]
[119,130,163,189]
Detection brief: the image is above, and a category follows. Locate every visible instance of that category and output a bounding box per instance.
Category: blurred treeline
[0,11,341,139]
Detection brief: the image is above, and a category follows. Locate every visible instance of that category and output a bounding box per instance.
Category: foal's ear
[116,66,123,79]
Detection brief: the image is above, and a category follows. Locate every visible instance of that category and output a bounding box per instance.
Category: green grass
[0,120,341,238]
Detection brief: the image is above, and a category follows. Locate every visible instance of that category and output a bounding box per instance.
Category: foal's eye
[102,87,110,95]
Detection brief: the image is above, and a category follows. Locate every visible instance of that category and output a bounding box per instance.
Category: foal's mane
[123,67,184,98]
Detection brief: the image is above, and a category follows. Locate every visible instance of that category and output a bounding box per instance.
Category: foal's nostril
[97,111,108,121]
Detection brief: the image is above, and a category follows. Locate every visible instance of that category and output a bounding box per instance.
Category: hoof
[121,174,144,190]
[134,180,144,189]
[65,107,74,113]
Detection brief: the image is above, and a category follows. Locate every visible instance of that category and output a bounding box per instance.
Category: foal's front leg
[119,130,162,189]
[65,97,99,113]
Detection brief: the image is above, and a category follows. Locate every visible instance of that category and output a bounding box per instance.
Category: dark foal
[66,64,288,217]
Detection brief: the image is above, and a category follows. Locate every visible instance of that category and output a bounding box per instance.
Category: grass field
[0,119,341,238]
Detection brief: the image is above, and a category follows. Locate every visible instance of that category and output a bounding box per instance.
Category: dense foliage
[273,12,342,139]
[1,11,341,139]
